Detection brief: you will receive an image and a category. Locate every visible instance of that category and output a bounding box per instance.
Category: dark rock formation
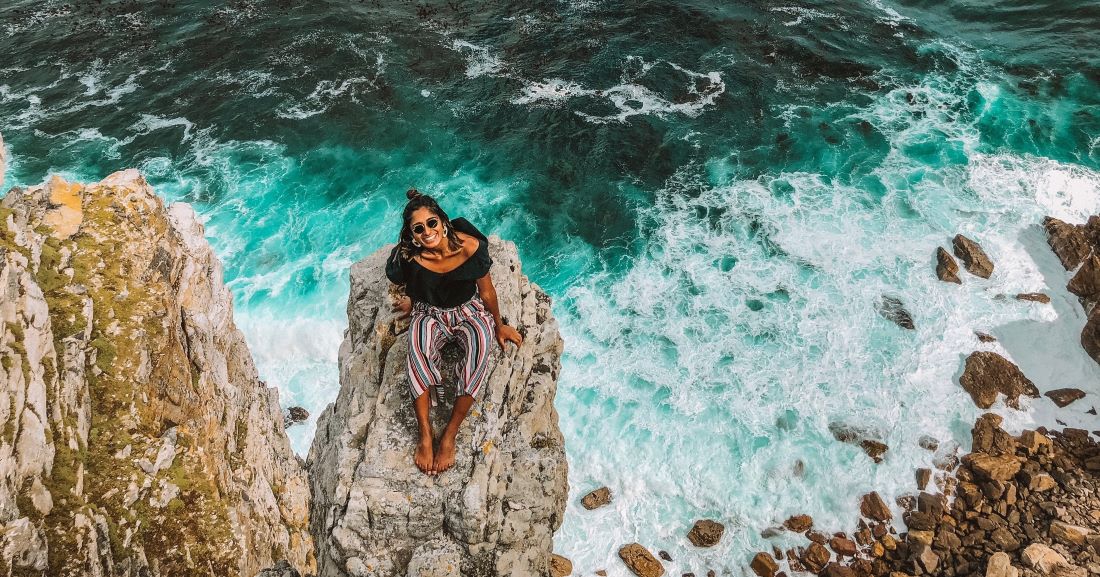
[875,295,915,329]
[1014,292,1051,303]
[1044,388,1086,408]
[953,234,994,278]
[1043,216,1092,270]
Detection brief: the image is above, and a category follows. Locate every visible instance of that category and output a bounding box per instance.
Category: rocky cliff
[0,161,314,575]
[307,239,568,576]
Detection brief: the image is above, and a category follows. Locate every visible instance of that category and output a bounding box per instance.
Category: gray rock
[307,239,568,577]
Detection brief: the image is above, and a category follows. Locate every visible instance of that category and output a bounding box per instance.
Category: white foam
[451,40,505,78]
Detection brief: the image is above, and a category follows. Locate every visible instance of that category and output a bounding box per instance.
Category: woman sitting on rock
[385,189,524,475]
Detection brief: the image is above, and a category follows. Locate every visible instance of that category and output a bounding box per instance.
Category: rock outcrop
[1043,214,1100,365]
[0,170,313,576]
[953,234,994,278]
[307,239,568,576]
[957,351,1039,409]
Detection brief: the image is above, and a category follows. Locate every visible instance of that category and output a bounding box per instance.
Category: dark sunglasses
[411,217,440,235]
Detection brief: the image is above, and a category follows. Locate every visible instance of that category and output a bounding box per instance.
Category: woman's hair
[398,188,462,260]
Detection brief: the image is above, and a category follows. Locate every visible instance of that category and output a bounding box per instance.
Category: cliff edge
[307,238,568,576]
[0,162,314,575]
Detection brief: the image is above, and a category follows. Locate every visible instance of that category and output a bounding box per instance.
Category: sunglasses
[411,217,440,235]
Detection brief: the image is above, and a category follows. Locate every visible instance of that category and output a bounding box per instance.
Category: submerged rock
[935,247,961,284]
[307,239,567,577]
[1014,292,1050,303]
[953,234,994,278]
[1043,216,1092,271]
[875,295,915,330]
[958,351,1040,409]
[283,405,310,428]
[0,170,313,575]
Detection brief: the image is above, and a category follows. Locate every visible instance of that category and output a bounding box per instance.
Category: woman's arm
[476,273,523,347]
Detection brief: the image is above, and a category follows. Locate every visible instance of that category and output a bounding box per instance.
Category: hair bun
[406,188,422,200]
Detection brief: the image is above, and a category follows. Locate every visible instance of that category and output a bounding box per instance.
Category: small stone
[907,530,933,546]
[784,514,813,533]
[551,554,573,577]
[1015,292,1050,303]
[953,234,995,278]
[687,519,724,548]
[750,552,779,577]
[658,551,672,562]
[619,544,665,577]
[936,247,962,284]
[282,406,310,428]
[1050,521,1091,546]
[861,492,893,522]
[976,331,997,343]
[1044,388,1086,408]
[918,436,940,451]
[985,551,1019,577]
[582,487,612,510]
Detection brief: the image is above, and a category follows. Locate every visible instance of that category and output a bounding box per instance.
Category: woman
[385,189,524,476]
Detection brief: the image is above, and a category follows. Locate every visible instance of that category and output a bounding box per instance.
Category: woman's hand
[496,323,523,348]
[393,295,412,319]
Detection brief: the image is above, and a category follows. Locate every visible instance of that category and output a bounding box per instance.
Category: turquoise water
[3,0,1100,573]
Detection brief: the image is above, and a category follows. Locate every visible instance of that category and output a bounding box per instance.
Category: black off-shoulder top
[385,218,493,308]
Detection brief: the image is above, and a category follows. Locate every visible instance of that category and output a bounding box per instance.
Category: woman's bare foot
[433,432,457,473]
[415,434,435,475]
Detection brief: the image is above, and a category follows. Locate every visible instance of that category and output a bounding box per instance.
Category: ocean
[2,0,1099,573]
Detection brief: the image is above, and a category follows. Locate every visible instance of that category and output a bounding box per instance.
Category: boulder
[861,440,889,463]
[1017,430,1054,454]
[619,544,664,577]
[750,552,779,577]
[687,519,725,547]
[1015,292,1051,303]
[784,514,813,533]
[958,351,1040,409]
[1044,217,1092,270]
[582,487,612,510]
[936,247,962,284]
[830,536,858,556]
[822,563,857,577]
[962,453,1021,482]
[915,469,931,491]
[1044,388,1086,408]
[971,413,1017,456]
[801,542,831,573]
[1049,521,1090,546]
[953,234,995,278]
[985,552,1018,577]
[911,544,939,573]
[283,406,310,428]
[876,295,915,329]
[860,492,892,522]
[1021,543,1069,573]
[550,554,573,577]
[307,239,568,577]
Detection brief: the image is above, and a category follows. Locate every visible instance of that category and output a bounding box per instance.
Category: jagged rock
[619,544,665,577]
[550,554,573,577]
[986,552,1019,577]
[784,514,813,533]
[861,440,889,463]
[972,413,1017,456]
[1044,388,1086,408]
[307,239,567,577]
[1032,473,1058,492]
[911,544,939,573]
[658,551,672,561]
[936,247,962,284]
[582,486,612,510]
[1049,521,1090,546]
[876,296,915,329]
[953,234,994,278]
[976,331,997,342]
[860,492,892,522]
[1021,543,1069,573]
[687,519,724,547]
[1015,292,1051,303]
[1084,308,1100,365]
[0,170,313,575]
[962,453,1021,481]
[1018,430,1054,454]
[283,406,310,428]
[801,542,831,573]
[958,351,1040,409]
[1044,217,1092,270]
[750,552,779,577]
[1068,254,1100,305]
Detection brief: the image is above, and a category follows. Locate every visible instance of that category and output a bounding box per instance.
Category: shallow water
[2,0,1100,573]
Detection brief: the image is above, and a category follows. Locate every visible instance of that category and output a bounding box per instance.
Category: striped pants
[406,296,495,405]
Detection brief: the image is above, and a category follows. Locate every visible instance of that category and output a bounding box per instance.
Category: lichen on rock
[307,238,568,577]
[0,166,314,576]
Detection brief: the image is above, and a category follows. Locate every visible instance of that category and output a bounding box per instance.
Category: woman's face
[409,207,445,250]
